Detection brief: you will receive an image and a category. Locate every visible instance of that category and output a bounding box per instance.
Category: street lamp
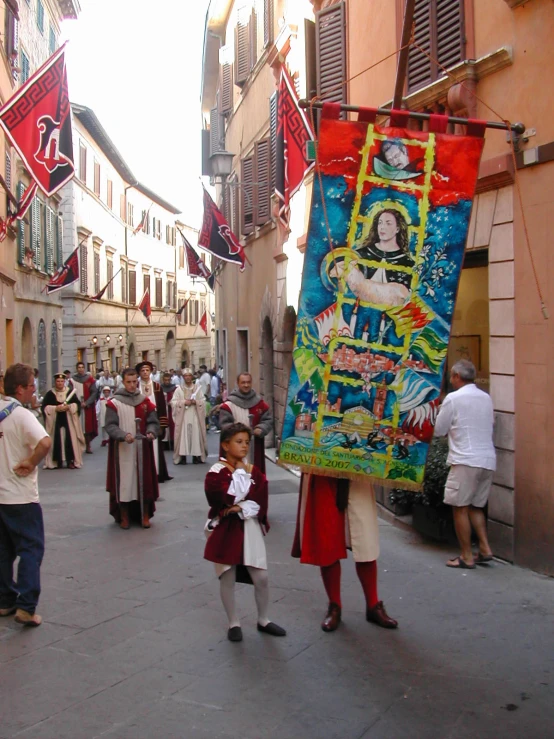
[210,151,234,180]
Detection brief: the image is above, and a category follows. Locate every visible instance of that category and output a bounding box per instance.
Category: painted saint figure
[42,373,86,469]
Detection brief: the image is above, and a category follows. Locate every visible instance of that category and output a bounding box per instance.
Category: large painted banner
[278,108,484,489]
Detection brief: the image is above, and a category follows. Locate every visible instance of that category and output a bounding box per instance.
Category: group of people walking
[0,358,496,648]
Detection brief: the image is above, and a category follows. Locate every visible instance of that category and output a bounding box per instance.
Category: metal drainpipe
[124,182,138,364]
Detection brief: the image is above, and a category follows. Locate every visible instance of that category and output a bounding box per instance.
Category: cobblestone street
[1,434,553,738]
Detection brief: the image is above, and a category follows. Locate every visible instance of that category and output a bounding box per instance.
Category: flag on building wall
[0,180,38,242]
[198,187,245,270]
[138,288,151,323]
[176,297,189,319]
[133,205,151,235]
[275,67,314,230]
[200,310,208,335]
[45,245,79,294]
[0,45,74,197]
[184,236,211,280]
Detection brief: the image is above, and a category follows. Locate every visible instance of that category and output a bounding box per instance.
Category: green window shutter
[46,207,54,274]
[17,181,25,264]
[31,196,40,269]
[56,215,63,267]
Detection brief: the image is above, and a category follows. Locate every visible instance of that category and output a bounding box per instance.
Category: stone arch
[51,320,59,379]
[37,320,47,395]
[166,330,176,368]
[273,304,297,442]
[21,317,33,366]
[261,316,275,446]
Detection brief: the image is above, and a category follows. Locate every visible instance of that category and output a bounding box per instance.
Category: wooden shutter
[436,0,464,71]
[241,156,255,235]
[80,241,88,293]
[155,277,162,307]
[249,6,258,68]
[222,180,231,223]
[16,181,25,264]
[234,6,250,86]
[179,244,185,269]
[255,139,270,226]
[5,151,11,190]
[219,61,233,114]
[128,269,136,305]
[56,215,63,268]
[315,1,347,109]
[269,92,277,195]
[79,142,87,182]
[46,207,54,275]
[94,160,100,196]
[107,179,113,209]
[263,0,273,47]
[31,197,40,269]
[408,0,464,92]
[107,259,114,299]
[143,273,150,296]
[210,106,223,156]
[94,250,100,294]
[121,265,128,303]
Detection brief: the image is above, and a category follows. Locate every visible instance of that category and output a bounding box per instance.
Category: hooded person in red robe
[218,373,272,474]
[105,368,160,530]
[135,361,172,483]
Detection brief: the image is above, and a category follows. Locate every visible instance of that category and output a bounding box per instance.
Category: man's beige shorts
[443,464,494,508]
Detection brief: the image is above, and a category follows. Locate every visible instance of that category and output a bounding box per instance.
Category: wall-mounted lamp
[91,336,98,346]
[105,335,111,344]
[117,334,124,343]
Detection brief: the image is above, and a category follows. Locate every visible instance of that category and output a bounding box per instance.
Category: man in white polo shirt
[434,359,496,570]
[0,364,51,626]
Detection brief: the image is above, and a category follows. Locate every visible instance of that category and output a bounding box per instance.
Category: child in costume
[204,422,286,642]
[97,385,112,446]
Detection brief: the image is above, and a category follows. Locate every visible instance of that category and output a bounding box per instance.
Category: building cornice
[56,0,80,20]
[380,47,513,111]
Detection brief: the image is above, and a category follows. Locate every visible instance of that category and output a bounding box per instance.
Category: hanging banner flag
[0,45,74,197]
[176,297,189,319]
[138,288,151,323]
[275,67,315,230]
[199,310,208,335]
[184,236,211,280]
[278,107,485,489]
[198,187,245,270]
[45,245,79,295]
[132,204,152,235]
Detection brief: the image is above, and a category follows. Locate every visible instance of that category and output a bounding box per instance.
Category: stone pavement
[1,433,553,739]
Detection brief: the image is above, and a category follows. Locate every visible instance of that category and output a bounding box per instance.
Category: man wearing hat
[135,360,172,483]
[41,374,86,469]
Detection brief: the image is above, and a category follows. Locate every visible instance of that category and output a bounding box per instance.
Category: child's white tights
[219,566,270,628]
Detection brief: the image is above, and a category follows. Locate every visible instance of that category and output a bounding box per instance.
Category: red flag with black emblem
[200,310,208,335]
[275,67,314,229]
[198,187,245,270]
[45,246,79,294]
[0,45,74,197]
[184,236,211,280]
[138,288,151,323]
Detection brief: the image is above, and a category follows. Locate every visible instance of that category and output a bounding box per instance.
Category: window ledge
[503,0,532,7]
[381,47,513,112]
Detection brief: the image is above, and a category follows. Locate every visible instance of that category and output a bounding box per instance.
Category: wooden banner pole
[393,0,416,109]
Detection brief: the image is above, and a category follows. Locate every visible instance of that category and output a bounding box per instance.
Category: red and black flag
[199,310,208,335]
[198,187,245,270]
[275,67,314,229]
[0,45,74,197]
[45,245,79,295]
[138,288,151,323]
[91,267,121,302]
[133,205,151,235]
[184,237,211,280]
[176,297,189,319]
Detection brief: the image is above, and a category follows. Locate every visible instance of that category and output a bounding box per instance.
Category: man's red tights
[320,560,378,609]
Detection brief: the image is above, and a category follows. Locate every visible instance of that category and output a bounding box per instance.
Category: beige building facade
[60,105,210,375]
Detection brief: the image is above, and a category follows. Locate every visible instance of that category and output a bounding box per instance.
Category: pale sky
[62,0,211,228]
